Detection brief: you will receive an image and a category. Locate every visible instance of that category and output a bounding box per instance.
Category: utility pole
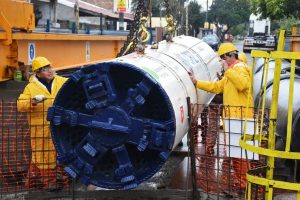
[74,0,79,33]
[205,0,208,23]
[149,0,152,43]
[185,0,189,36]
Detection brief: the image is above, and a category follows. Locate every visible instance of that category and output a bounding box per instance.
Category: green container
[14,70,22,81]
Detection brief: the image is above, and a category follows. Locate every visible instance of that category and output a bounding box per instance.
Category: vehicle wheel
[243,49,250,53]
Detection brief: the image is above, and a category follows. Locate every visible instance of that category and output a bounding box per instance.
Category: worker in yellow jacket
[238,52,248,66]
[190,43,253,194]
[190,43,253,118]
[17,57,68,191]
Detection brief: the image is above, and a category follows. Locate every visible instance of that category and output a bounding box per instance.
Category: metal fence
[1,100,273,199]
[0,99,72,199]
[0,99,193,199]
[0,100,30,193]
[190,104,269,199]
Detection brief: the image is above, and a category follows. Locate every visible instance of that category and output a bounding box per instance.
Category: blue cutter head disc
[47,62,176,190]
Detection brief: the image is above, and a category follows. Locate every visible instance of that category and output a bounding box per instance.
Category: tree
[230,23,248,36]
[187,1,202,36]
[130,0,185,18]
[130,0,160,16]
[130,0,189,35]
[208,0,251,40]
[250,0,300,20]
[277,16,299,33]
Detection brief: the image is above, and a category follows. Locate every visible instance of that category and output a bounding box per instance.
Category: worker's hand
[216,72,223,80]
[33,94,46,104]
[221,60,229,72]
[188,72,197,85]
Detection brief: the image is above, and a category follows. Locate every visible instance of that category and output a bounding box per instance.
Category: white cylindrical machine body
[49,36,221,190]
[115,36,221,147]
[253,58,300,151]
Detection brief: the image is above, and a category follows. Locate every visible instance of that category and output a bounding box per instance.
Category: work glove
[33,94,46,104]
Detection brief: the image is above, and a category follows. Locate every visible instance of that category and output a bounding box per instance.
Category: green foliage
[208,0,251,31]
[229,23,248,36]
[151,0,161,17]
[271,20,280,33]
[277,16,299,32]
[162,1,185,23]
[130,0,140,8]
[188,1,202,34]
[250,0,300,20]
[130,0,179,17]
[130,0,200,35]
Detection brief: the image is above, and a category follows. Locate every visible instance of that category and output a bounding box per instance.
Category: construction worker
[238,52,248,65]
[190,43,254,194]
[17,56,68,191]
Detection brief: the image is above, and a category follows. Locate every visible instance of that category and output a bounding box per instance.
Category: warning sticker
[180,106,184,123]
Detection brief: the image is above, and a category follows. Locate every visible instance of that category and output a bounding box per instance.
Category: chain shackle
[117,0,149,57]
[163,0,171,18]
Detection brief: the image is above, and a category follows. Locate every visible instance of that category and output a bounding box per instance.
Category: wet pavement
[3,152,196,200]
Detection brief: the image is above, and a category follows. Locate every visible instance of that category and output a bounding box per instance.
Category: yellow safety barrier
[240,30,300,199]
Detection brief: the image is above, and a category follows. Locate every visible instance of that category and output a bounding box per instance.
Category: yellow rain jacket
[195,60,253,118]
[17,75,67,169]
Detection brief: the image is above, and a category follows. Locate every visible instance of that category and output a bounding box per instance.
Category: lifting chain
[163,0,175,42]
[163,0,171,18]
[116,0,149,57]
[116,0,174,57]
[135,16,151,54]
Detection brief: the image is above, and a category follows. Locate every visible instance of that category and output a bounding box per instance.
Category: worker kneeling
[190,43,255,195]
[17,57,69,191]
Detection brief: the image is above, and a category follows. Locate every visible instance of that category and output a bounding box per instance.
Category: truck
[0,0,132,82]
[243,13,276,52]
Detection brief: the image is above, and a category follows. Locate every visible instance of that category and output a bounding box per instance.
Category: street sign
[116,0,126,13]
[28,42,35,65]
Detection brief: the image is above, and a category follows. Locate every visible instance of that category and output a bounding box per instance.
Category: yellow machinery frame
[0,0,126,82]
[240,30,300,199]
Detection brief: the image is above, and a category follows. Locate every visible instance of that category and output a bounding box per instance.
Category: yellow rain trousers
[195,60,254,192]
[17,75,67,170]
